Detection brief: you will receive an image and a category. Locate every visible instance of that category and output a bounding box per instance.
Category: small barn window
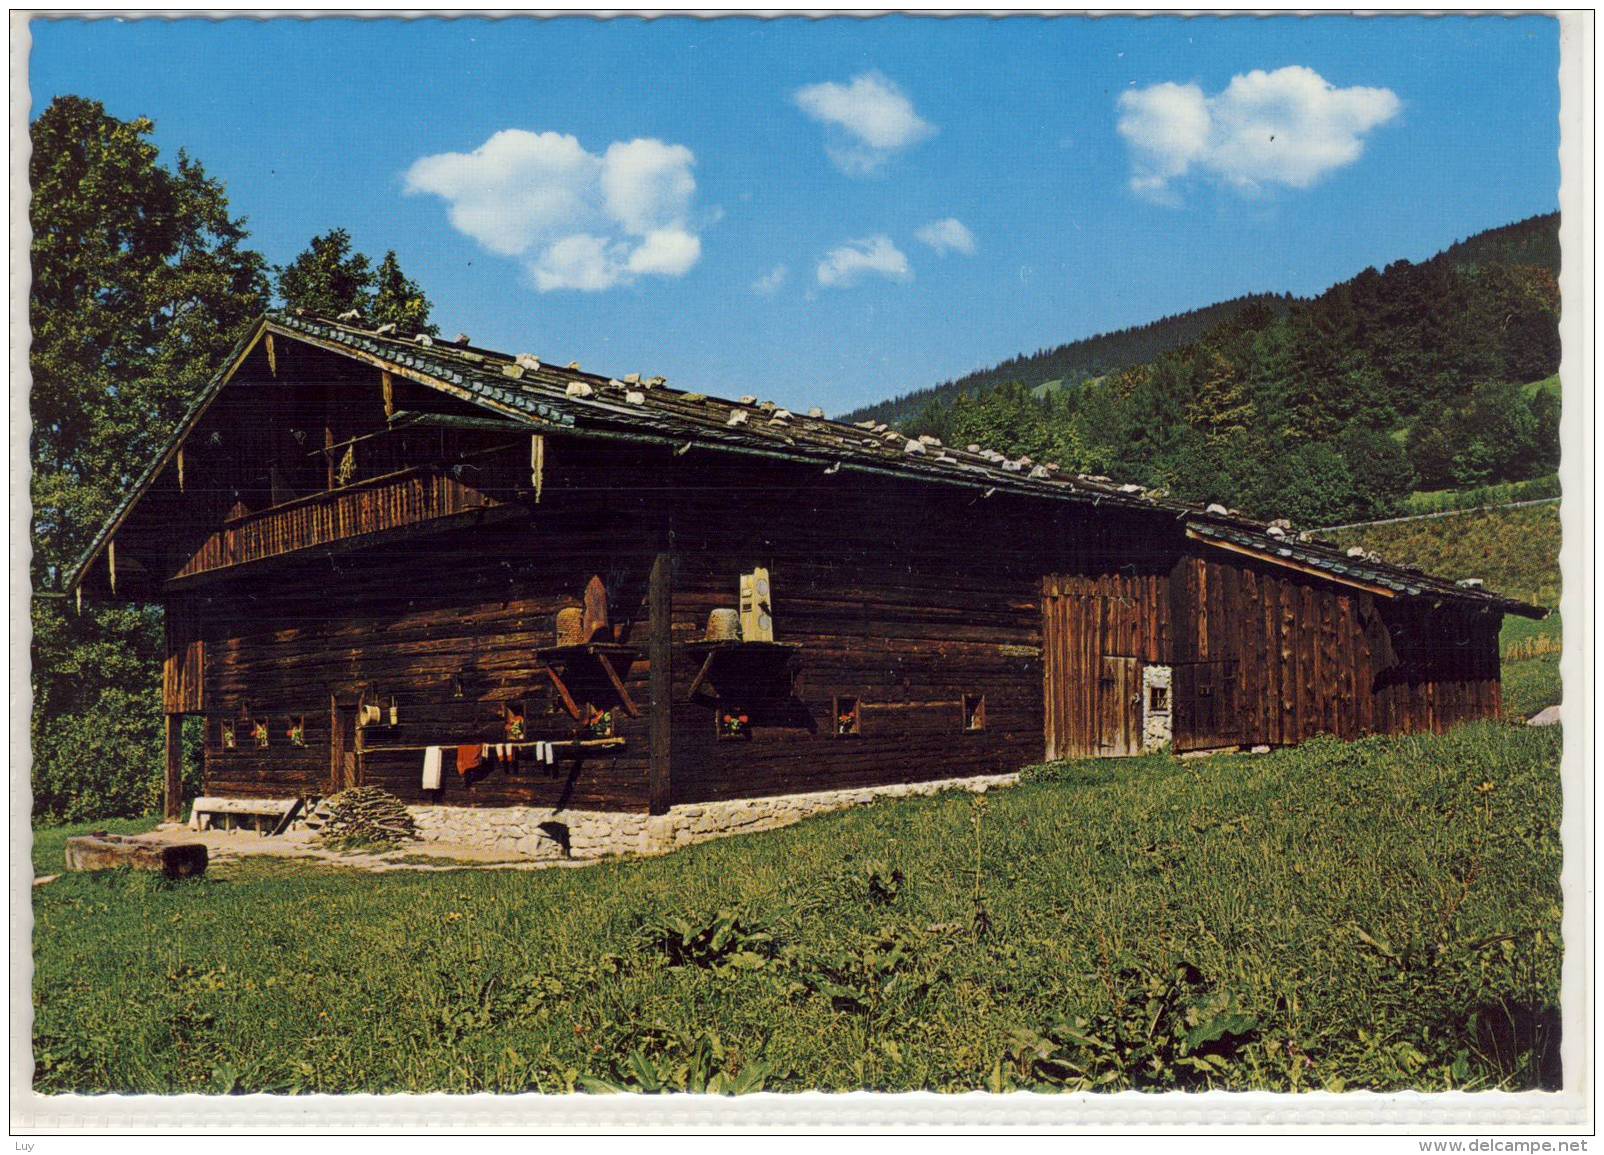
[220,720,236,751]
[962,694,986,733]
[834,696,861,737]
[504,702,527,742]
[251,719,270,749]
[286,716,306,747]
[718,707,752,741]
[1149,685,1170,713]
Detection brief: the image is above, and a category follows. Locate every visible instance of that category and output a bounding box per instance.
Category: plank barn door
[1043,579,1147,759]
[329,695,360,794]
[1098,656,1142,756]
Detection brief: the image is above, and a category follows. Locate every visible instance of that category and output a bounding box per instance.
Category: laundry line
[367,737,626,753]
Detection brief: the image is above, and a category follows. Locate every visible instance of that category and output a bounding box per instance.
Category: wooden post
[648,549,673,815]
[164,714,183,823]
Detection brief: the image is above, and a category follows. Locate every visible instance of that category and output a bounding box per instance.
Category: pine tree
[274,228,374,318]
[371,250,439,335]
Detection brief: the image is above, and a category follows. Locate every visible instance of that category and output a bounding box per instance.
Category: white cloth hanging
[421,745,443,790]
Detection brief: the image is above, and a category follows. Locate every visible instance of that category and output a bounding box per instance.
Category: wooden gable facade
[66,316,1541,824]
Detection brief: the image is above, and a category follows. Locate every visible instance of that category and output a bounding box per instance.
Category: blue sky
[30,15,1560,416]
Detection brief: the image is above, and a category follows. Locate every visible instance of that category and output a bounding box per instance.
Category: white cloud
[405,129,706,292]
[793,72,936,176]
[915,217,977,256]
[816,236,912,288]
[1117,66,1400,201]
[627,228,702,277]
[752,264,789,295]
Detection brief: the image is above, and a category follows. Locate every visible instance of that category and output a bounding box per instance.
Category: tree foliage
[276,229,437,334]
[30,96,271,819]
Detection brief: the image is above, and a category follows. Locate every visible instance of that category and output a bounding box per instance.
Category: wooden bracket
[593,652,641,717]
[686,652,719,702]
[540,665,583,720]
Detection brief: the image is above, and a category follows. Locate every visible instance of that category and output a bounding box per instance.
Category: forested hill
[842,293,1293,428]
[872,212,1560,530]
[1436,212,1560,275]
[844,212,1559,431]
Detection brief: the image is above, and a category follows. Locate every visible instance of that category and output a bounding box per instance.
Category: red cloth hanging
[456,744,484,776]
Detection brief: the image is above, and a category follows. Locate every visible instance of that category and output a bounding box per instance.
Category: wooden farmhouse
[64,314,1545,857]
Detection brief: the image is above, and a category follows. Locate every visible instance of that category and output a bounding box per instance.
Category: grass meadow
[33,721,1561,1095]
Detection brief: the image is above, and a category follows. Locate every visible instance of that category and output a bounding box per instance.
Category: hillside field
[33,721,1561,1096]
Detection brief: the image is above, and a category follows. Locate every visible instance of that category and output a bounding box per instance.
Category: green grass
[31,815,161,877]
[1402,475,1560,517]
[33,722,1561,1095]
[1500,612,1563,720]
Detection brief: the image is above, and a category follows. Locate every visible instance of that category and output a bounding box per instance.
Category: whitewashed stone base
[1142,664,1173,751]
[408,770,1019,861]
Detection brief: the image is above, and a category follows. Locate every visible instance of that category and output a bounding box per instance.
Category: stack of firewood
[313,787,418,849]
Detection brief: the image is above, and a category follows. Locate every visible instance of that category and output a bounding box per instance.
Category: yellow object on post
[739,567,774,642]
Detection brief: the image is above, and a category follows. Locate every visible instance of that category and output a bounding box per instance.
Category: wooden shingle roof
[60,312,1548,618]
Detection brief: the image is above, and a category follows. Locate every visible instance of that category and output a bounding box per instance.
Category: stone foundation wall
[408,770,1020,861]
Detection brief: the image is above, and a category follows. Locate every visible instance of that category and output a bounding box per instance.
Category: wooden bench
[189,796,303,835]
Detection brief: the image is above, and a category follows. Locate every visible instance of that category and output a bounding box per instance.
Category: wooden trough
[64,833,208,878]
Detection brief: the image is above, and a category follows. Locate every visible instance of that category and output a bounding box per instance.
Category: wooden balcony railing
[173,466,505,581]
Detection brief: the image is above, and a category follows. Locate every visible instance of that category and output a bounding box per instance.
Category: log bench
[189,796,303,834]
[64,833,208,878]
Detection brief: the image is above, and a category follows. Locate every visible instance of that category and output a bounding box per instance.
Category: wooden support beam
[107,538,116,596]
[648,550,673,815]
[164,714,183,823]
[177,446,186,493]
[530,434,545,503]
[594,653,641,718]
[541,665,584,720]
[381,370,394,421]
[265,332,277,377]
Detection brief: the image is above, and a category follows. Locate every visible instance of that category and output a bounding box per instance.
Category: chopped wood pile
[308,787,419,849]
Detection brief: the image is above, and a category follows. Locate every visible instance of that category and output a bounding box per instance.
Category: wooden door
[1097,656,1142,756]
[329,695,359,794]
[1173,660,1241,752]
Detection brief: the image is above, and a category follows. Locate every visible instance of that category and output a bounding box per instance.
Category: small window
[717,707,751,741]
[286,716,306,747]
[251,718,270,749]
[962,694,986,734]
[833,696,862,737]
[220,720,237,751]
[504,702,527,742]
[1149,686,1170,713]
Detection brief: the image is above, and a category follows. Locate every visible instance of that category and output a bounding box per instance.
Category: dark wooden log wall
[180,404,1506,812]
[662,454,1053,805]
[197,479,663,809]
